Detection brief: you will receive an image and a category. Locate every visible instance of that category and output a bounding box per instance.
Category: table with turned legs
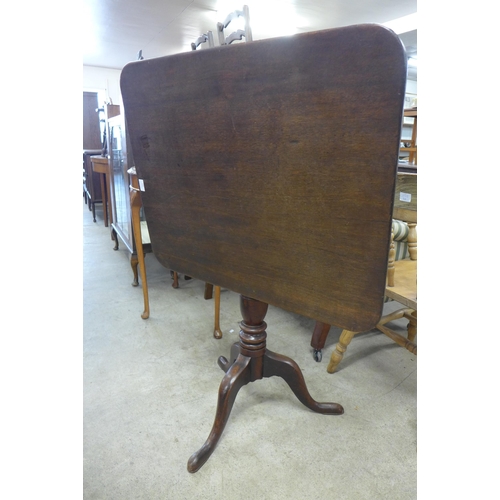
[120,24,407,473]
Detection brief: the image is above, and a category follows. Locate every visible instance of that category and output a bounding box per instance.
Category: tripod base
[187,296,344,473]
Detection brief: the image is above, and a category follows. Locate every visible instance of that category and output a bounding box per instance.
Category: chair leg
[204,283,214,299]
[387,225,395,287]
[130,190,150,319]
[130,253,139,286]
[171,271,179,288]
[406,310,417,342]
[327,330,357,373]
[407,222,417,260]
[214,285,223,339]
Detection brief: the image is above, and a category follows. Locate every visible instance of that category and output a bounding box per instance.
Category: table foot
[217,342,241,372]
[131,254,139,286]
[263,349,344,414]
[187,353,252,473]
[112,228,119,250]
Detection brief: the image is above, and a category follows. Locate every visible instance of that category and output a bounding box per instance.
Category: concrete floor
[83,201,417,499]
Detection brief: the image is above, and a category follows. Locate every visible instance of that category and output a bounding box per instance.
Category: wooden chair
[326,207,417,373]
[128,167,152,319]
[191,31,215,51]
[216,5,252,45]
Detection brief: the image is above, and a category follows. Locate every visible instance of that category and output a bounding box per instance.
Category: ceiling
[83,0,417,78]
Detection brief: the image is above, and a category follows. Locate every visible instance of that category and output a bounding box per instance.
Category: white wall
[83,66,123,108]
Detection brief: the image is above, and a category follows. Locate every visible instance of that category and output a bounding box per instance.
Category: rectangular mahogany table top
[120,24,407,332]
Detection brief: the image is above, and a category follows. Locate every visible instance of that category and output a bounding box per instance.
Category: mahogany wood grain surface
[120,24,407,333]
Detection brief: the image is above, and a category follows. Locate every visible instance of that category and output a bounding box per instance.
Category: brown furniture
[121,24,406,473]
[128,167,151,319]
[90,155,111,227]
[392,170,417,225]
[388,172,417,282]
[83,100,120,223]
[377,258,417,348]
[101,103,121,156]
[83,92,103,218]
[213,286,223,339]
[108,114,152,285]
[128,167,215,319]
[310,170,417,361]
[400,107,417,165]
[380,205,417,350]
[207,4,253,340]
[83,92,101,150]
[327,207,417,373]
[83,149,103,222]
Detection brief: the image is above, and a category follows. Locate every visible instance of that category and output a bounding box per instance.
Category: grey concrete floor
[83,201,417,499]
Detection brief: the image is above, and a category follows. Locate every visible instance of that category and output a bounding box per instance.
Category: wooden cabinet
[83,92,101,149]
[83,101,120,222]
[101,104,120,155]
[108,114,152,284]
[83,149,103,221]
[83,92,103,217]
[394,171,417,221]
[400,107,417,165]
[90,155,112,227]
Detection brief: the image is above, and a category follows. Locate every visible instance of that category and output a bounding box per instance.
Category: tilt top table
[120,24,407,473]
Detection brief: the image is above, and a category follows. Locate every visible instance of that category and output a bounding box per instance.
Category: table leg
[310,321,331,362]
[130,189,150,319]
[112,228,119,250]
[99,173,108,227]
[187,295,343,473]
[106,171,113,226]
[130,253,139,287]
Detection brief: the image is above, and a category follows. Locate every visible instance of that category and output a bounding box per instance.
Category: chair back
[191,31,215,51]
[217,5,252,45]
